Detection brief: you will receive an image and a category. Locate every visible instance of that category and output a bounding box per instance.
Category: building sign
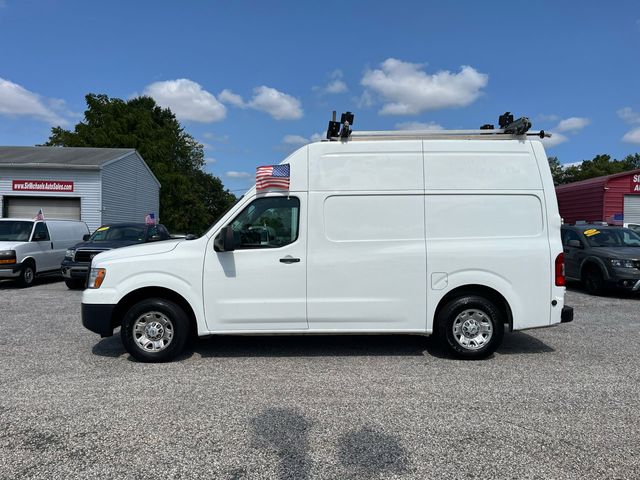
[633,174,640,192]
[12,180,74,192]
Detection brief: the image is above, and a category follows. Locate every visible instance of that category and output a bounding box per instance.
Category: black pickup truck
[561,224,640,294]
[61,223,171,289]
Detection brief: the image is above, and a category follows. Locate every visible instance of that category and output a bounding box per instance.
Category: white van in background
[81,115,573,362]
[0,219,90,287]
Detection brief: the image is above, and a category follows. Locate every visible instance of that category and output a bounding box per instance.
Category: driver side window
[32,222,50,241]
[230,196,300,249]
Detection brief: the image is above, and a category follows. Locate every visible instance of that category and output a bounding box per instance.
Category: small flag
[33,209,45,221]
[256,164,290,191]
[145,213,156,225]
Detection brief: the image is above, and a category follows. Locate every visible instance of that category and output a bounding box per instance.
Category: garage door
[4,196,81,220]
[624,195,640,224]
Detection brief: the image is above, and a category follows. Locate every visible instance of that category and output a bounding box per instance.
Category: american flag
[256,164,290,191]
[145,213,156,225]
[33,209,45,221]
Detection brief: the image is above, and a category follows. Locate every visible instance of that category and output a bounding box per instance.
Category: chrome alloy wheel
[133,311,174,352]
[452,309,493,351]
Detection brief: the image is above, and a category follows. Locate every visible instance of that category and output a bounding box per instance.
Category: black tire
[16,260,35,288]
[582,266,605,295]
[120,298,190,362]
[436,295,504,360]
[65,278,85,290]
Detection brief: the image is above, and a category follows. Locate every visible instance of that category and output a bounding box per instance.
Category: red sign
[12,180,74,192]
[633,174,640,192]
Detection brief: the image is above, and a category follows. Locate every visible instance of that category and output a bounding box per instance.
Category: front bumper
[606,268,640,290]
[561,306,574,323]
[82,303,116,337]
[61,259,90,279]
[0,262,22,278]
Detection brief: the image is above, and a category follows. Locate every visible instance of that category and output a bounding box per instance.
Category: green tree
[550,153,640,185]
[547,156,564,185]
[45,94,236,234]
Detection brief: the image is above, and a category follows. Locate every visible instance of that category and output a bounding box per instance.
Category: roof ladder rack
[325,111,550,141]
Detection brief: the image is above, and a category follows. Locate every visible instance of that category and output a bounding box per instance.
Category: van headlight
[609,259,634,268]
[0,250,16,264]
[65,248,76,259]
[87,268,106,289]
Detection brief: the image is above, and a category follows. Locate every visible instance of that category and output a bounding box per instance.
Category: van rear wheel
[120,298,190,363]
[436,295,504,359]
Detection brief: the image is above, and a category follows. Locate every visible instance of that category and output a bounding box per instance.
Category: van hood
[92,240,182,263]
[0,241,25,251]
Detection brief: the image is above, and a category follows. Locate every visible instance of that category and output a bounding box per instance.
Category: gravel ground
[0,277,638,480]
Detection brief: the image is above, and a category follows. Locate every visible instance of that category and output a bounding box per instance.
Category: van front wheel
[17,260,35,288]
[120,298,190,362]
[437,295,504,359]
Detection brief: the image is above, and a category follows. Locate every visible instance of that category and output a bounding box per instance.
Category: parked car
[624,222,640,234]
[562,224,640,294]
[61,223,171,289]
[0,218,89,287]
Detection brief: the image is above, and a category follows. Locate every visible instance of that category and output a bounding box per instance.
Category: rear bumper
[82,303,116,337]
[561,306,574,323]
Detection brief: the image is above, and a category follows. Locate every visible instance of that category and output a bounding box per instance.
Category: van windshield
[0,221,33,241]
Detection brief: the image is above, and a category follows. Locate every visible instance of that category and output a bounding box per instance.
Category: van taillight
[555,253,565,286]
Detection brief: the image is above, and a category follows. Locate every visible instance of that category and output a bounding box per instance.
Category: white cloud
[219,85,303,120]
[204,157,216,164]
[249,86,302,120]
[618,107,640,124]
[395,121,443,131]
[143,79,226,122]
[541,132,568,148]
[226,171,252,179]
[310,132,324,142]
[325,79,347,94]
[361,58,488,115]
[0,77,68,125]
[314,70,348,94]
[622,127,640,144]
[563,160,584,168]
[218,89,246,108]
[283,134,308,145]
[555,117,590,133]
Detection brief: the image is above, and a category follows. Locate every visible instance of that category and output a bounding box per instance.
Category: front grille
[74,249,109,263]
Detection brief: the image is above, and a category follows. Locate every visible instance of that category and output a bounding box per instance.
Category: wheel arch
[433,284,513,332]
[112,287,198,336]
[579,257,609,280]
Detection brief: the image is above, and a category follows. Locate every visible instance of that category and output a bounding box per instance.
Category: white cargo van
[81,120,573,362]
[0,218,90,287]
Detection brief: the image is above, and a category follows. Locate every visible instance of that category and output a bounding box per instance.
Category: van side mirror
[83,234,91,241]
[214,226,236,252]
[567,239,582,248]
[185,234,197,240]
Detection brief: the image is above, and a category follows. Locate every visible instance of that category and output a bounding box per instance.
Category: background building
[0,147,160,231]
[556,169,640,225]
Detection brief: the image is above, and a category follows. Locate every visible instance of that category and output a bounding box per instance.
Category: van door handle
[279,256,300,264]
